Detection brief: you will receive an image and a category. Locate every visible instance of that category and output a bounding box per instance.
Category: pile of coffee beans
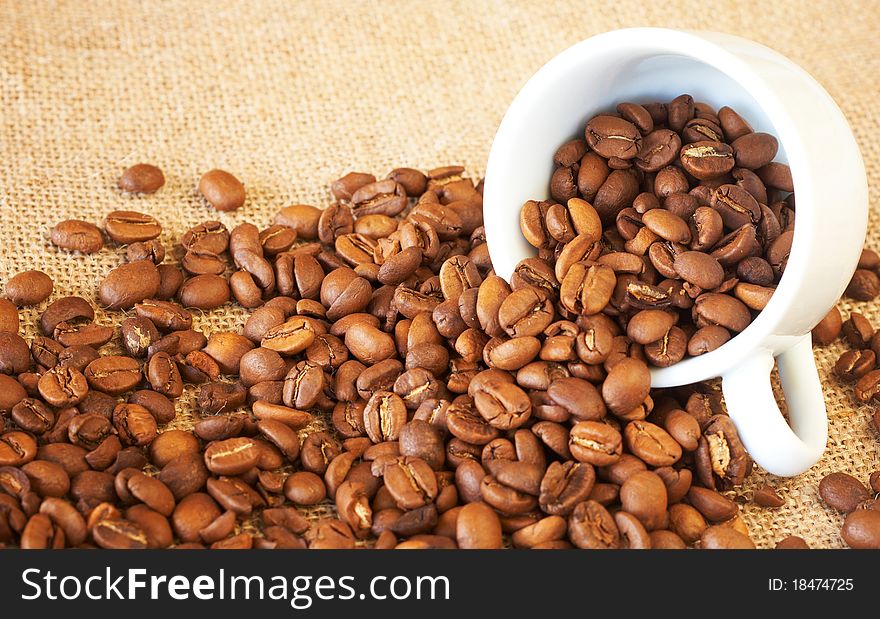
[0,95,872,547]
[523,95,795,366]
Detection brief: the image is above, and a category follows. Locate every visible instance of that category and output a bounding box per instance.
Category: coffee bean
[38,366,89,408]
[113,403,158,446]
[4,270,53,306]
[819,472,870,513]
[731,132,778,170]
[679,141,735,180]
[847,269,880,301]
[300,432,341,476]
[602,358,650,416]
[99,260,160,310]
[199,169,245,212]
[203,438,259,475]
[700,525,755,549]
[104,210,162,244]
[85,356,142,395]
[383,456,437,510]
[50,220,104,254]
[536,460,594,516]
[145,352,183,397]
[568,500,619,549]
[178,274,231,310]
[687,486,737,521]
[585,115,641,159]
[118,163,164,193]
[620,471,667,531]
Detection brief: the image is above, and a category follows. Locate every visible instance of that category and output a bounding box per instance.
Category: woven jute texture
[1,0,879,548]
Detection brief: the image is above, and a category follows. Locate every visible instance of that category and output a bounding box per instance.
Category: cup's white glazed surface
[483,28,868,476]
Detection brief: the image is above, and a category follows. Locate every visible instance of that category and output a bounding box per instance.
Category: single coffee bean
[841,510,880,549]
[624,420,682,466]
[50,220,104,254]
[98,260,160,310]
[199,169,245,211]
[384,456,438,510]
[38,366,89,407]
[4,270,53,306]
[846,269,880,301]
[568,500,619,549]
[601,358,650,416]
[619,470,667,531]
[679,141,735,180]
[178,274,231,310]
[203,438,260,475]
[585,115,641,159]
[104,210,162,244]
[538,460,595,516]
[818,472,870,513]
[118,163,164,193]
[700,525,755,549]
[300,432,341,476]
[84,356,142,395]
[455,502,502,549]
[112,403,158,446]
[812,306,842,345]
[687,486,738,522]
[144,352,182,397]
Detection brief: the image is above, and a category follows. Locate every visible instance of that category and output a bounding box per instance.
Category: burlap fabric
[1,0,878,548]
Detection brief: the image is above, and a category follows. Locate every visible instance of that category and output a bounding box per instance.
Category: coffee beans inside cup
[522,95,795,367]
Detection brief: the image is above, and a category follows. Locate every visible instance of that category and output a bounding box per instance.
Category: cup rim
[483,27,822,385]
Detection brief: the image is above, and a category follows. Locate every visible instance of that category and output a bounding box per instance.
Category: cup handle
[720,335,827,477]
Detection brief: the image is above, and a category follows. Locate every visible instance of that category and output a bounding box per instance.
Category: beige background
[1,0,878,548]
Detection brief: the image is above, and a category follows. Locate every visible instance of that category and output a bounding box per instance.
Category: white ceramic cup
[483,28,868,476]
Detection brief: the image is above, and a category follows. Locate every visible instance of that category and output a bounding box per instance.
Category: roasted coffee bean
[300,432,341,475]
[383,456,437,510]
[50,220,104,254]
[98,260,160,310]
[199,169,245,212]
[619,470,667,531]
[538,460,595,516]
[687,486,737,522]
[601,358,650,416]
[38,366,89,408]
[570,421,621,466]
[146,352,183,398]
[11,399,55,435]
[358,390,404,444]
[118,163,165,193]
[112,403,158,446]
[624,421,682,467]
[85,356,141,395]
[694,415,750,489]
[104,210,162,244]
[203,438,260,476]
[700,525,755,549]
[121,316,160,358]
[568,500,619,549]
[585,115,641,160]
[841,509,880,549]
[5,270,53,306]
[679,141,734,180]
[178,274,230,309]
[819,472,870,513]
[0,431,38,467]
